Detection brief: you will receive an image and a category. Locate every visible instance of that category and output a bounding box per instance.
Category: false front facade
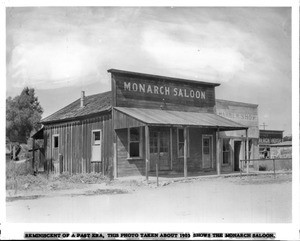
[38,69,259,178]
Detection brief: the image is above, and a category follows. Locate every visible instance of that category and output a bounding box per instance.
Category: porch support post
[113,136,117,178]
[216,127,220,176]
[145,125,150,181]
[32,138,35,172]
[170,128,173,171]
[184,126,188,178]
[13,145,16,160]
[246,128,249,174]
[112,109,118,178]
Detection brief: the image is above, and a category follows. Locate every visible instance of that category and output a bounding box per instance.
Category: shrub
[68,172,105,184]
[6,172,47,192]
[7,160,33,178]
[6,170,108,193]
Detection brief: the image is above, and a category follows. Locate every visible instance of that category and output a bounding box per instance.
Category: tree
[6,87,43,143]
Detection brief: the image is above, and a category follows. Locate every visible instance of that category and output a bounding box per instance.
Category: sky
[6,7,292,135]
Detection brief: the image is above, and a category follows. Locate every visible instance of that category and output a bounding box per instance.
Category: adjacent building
[259,129,283,158]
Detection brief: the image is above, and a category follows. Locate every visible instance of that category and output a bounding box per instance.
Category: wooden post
[156,131,160,186]
[273,159,276,177]
[216,128,220,176]
[70,124,73,175]
[184,127,187,178]
[13,145,16,160]
[113,143,117,178]
[32,139,35,171]
[145,125,150,181]
[170,128,173,171]
[59,154,63,174]
[82,122,84,173]
[240,160,242,177]
[246,129,249,174]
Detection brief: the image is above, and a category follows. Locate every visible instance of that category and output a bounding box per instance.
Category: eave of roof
[31,127,44,139]
[108,69,220,87]
[259,129,284,133]
[41,91,112,124]
[216,99,258,108]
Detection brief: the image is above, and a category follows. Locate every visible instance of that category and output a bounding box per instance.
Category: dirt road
[6,174,291,223]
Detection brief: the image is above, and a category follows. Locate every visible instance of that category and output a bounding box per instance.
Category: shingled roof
[41,91,112,124]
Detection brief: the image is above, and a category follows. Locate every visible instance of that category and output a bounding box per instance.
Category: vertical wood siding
[44,113,113,174]
[116,128,145,177]
[115,126,218,177]
[172,127,217,173]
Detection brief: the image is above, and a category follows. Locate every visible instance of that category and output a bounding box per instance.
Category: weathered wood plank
[145,125,150,180]
[184,127,187,178]
[114,74,216,110]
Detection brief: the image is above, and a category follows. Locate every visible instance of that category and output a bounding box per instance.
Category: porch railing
[239,158,292,177]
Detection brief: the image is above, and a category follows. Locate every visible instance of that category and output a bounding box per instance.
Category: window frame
[222,138,231,165]
[52,134,59,149]
[202,134,214,169]
[92,129,101,146]
[128,127,142,159]
[177,128,189,158]
[91,129,102,162]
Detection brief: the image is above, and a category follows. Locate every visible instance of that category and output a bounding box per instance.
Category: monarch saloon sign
[113,71,219,109]
[123,81,206,100]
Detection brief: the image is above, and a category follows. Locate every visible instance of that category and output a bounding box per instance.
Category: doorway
[202,135,213,169]
[150,129,170,171]
[234,141,242,171]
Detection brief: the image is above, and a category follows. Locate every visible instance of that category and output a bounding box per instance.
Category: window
[177,128,189,157]
[150,131,169,154]
[91,130,101,162]
[129,127,140,157]
[222,139,230,164]
[150,132,158,154]
[160,132,168,153]
[53,135,59,148]
[93,131,101,145]
[203,137,210,155]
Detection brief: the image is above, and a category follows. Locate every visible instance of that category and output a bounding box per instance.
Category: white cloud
[142,29,245,82]
[8,40,102,89]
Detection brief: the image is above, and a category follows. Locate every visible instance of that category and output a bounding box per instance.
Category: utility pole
[260,122,268,130]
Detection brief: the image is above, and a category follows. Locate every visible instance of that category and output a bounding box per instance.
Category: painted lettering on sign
[270,147,292,158]
[259,138,282,145]
[217,111,258,121]
[124,82,206,100]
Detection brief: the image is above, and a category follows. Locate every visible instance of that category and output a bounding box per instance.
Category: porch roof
[114,107,248,131]
[31,127,44,139]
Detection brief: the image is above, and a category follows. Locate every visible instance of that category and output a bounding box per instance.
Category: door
[150,129,170,171]
[234,141,241,171]
[52,134,59,173]
[202,135,213,169]
[91,130,102,162]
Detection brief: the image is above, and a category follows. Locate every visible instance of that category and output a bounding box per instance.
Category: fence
[240,158,292,177]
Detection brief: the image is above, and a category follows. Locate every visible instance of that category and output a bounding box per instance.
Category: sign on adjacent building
[270,146,292,159]
[259,130,283,145]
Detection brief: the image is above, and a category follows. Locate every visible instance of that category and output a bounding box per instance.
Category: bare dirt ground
[6,173,291,223]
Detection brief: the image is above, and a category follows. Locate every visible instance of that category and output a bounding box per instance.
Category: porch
[113,107,250,180]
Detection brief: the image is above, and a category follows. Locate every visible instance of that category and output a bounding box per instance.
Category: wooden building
[215,100,259,171]
[37,69,259,178]
[259,129,283,158]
